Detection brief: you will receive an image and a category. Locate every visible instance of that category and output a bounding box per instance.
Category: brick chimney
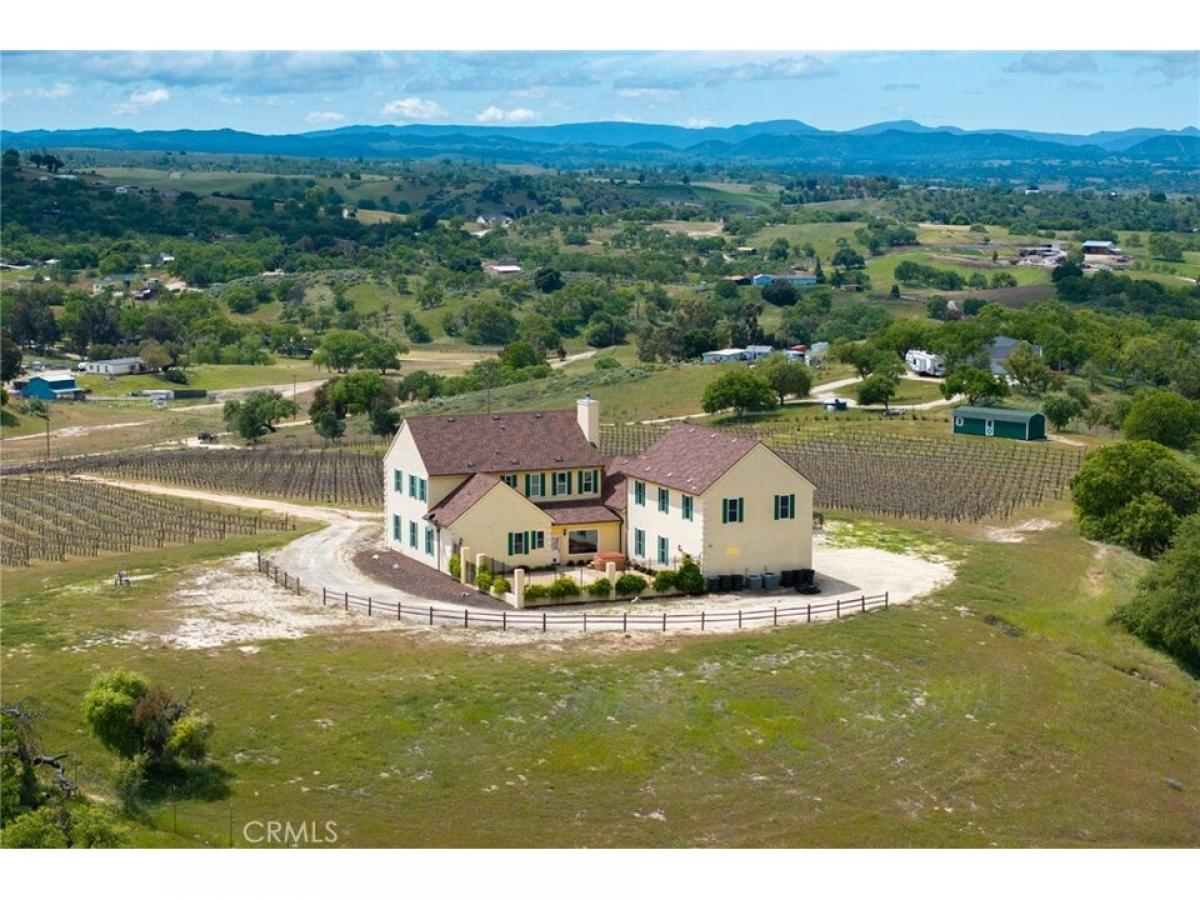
[576,393,599,445]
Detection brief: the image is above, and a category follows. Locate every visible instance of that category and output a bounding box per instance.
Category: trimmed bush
[586,578,612,598]
[475,569,493,591]
[492,576,510,594]
[653,570,677,593]
[523,584,549,601]
[547,577,581,599]
[615,573,648,597]
[448,553,461,579]
[675,556,706,594]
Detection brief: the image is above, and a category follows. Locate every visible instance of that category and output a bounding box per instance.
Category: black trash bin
[798,568,815,587]
[706,576,720,593]
[717,574,731,592]
[730,574,745,591]
[780,569,796,588]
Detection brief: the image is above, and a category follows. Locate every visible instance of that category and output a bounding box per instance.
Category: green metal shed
[951,406,1046,441]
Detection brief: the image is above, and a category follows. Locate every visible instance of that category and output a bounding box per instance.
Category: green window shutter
[721,500,728,524]
[524,474,531,496]
[773,495,780,520]
[739,497,744,522]
[789,494,796,519]
[551,473,558,496]
[507,532,514,555]
[540,473,546,496]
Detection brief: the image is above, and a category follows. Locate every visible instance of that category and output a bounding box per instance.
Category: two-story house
[621,425,814,576]
[383,396,815,581]
[383,397,622,573]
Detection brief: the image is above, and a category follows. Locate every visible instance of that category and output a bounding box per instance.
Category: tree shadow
[142,761,233,804]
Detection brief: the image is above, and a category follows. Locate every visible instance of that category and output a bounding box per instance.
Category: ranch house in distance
[383,396,815,596]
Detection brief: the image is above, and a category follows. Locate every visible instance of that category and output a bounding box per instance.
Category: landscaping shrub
[594,356,620,370]
[615,573,648,597]
[475,569,493,591]
[653,570,677,593]
[492,576,510,594]
[675,556,706,595]
[547,577,581,599]
[448,553,461,579]
[523,584,548,601]
[586,577,611,598]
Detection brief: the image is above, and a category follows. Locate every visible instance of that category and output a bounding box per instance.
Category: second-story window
[634,481,646,506]
[682,495,693,521]
[553,471,572,496]
[657,487,670,513]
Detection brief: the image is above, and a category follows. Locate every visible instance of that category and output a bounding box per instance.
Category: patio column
[459,545,471,585]
[604,561,617,601]
[513,568,527,610]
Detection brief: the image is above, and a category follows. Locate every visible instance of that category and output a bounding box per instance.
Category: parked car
[196,431,216,443]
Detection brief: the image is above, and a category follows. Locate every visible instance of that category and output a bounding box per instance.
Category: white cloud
[617,88,680,103]
[476,106,539,123]
[0,81,74,105]
[305,111,345,124]
[113,87,170,115]
[1004,53,1098,76]
[380,96,444,120]
[683,117,715,129]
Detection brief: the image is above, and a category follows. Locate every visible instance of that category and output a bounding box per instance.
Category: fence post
[583,612,587,633]
[367,597,372,616]
[884,591,889,609]
[738,609,742,629]
[623,612,628,633]
[397,601,402,622]
[662,612,667,632]
[464,609,469,628]
[344,591,348,611]
[807,603,811,623]
[322,586,326,606]
[429,606,433,626]
[502,611,507,632]
[861,595,866,613]
[542,612,547,633]
[773,607,778,627]
[700,610,705,631]
[836,598,841,619]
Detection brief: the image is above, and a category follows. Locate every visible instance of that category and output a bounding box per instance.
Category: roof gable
[403,409,603,477]
[622,424,760,495]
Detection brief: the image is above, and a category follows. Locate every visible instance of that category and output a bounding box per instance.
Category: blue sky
[1,51,1197,134]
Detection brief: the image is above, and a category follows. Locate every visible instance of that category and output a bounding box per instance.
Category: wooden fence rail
[256,552,891,633]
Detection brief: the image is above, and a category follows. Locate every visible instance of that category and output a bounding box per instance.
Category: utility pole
[293,374,297,419]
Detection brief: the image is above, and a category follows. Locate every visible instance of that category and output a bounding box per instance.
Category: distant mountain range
[3,119,1197,182]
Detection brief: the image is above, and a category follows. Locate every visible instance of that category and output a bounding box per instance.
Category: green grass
[866,250,1053,292]
[3,518,1197,847]
[76,360,328,397]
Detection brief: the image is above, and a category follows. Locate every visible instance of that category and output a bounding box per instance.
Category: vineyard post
[773,607,778,627]
[322,587,326,606]
[738,609,742,629]
[807,604,811,623]
[700,610,705,631]
[463,609,468,628]
[367,596,372,616]
[502,611,506,631]
[662,612,666,632]
[429,606,433,626]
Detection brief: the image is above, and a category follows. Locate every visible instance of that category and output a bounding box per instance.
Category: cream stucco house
[382,396,814,582]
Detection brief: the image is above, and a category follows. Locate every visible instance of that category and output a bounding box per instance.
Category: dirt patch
[128,552,389,649]
[984,518,1058,544]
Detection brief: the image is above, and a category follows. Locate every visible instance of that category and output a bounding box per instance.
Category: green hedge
[586,578,612,598]
[615,573,648,597]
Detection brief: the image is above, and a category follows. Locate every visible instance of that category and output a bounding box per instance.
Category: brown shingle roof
[540,499,623,525]
[404,409,603,477]
[602,457,630,512]
[622,424,760,495]
[425,473,501,527]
